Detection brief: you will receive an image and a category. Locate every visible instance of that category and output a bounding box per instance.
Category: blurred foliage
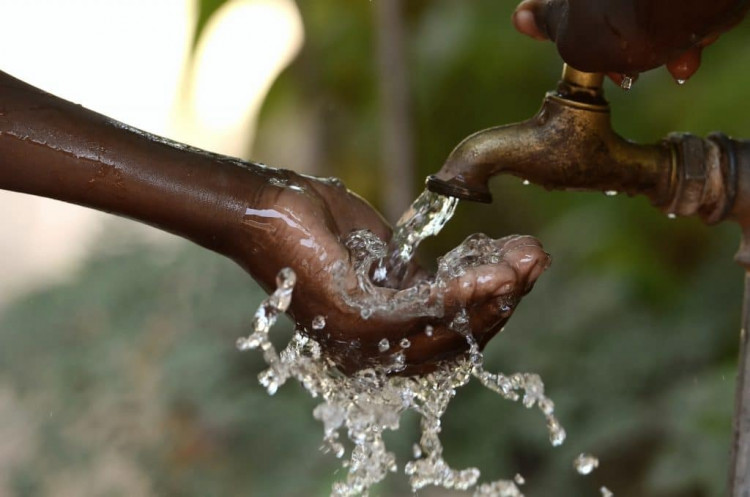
[3,0,750,496]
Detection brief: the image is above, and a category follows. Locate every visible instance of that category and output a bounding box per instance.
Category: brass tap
[428,64,750,497]
[427,65,737,225]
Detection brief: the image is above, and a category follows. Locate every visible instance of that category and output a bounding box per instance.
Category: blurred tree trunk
[375,0,416,223]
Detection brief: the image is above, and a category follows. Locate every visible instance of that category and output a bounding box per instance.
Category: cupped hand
[239,171,550,375]
[513,0,749,83]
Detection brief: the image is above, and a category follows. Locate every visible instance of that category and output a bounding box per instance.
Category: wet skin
[513,0,750,82]
[0,71,550,375]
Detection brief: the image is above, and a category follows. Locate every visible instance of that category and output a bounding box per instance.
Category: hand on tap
[512,0,749,83]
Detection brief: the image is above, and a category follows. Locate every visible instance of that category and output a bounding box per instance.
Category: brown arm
[0,70,283,285]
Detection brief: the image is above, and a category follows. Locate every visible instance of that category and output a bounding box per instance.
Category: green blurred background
[2,1,750,496]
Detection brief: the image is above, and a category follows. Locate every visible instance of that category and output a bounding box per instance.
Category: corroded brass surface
[428,76,674,207]
[427,66,740,226]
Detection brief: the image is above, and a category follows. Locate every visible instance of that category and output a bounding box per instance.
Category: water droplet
[400,338,411,349]
[601,486,614,497]
[538,397,555,415]
[676,78,686,86]
[424,325,434,337]
[667,213,677,219]
[574,453,599,475]
[620,76,633,90]
[276,267,296,290]
[259,369,280,395]
[417,282,431,300]
[252,314,269,333]
[605,190,618,197]
[390,352,406,372]
[514,474,525,485]
[312,315,326,330]
[378,338,390,352]
[522,179,531,186]
[548,417,567,446]
[412,443,423,458]
[373,261,387,282]
[236,337,251,351]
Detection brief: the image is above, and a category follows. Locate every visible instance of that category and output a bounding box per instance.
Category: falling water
[375,189,458,287]
[235,189,580,496]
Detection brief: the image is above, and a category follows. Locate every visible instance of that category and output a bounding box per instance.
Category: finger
[497,235,551,292]
[447,263,517,308]
[699,33,720,48]
[512,0,549,41]
[607,73,624,86]
[666,46,703,83]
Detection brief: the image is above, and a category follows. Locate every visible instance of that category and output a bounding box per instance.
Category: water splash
[335,229,443,321]
[238,267,565,497]
[236,268,296,395]
[376,189,458,287]
[236,190,566,496]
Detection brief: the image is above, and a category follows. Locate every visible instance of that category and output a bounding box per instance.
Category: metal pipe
[730,271,750,496]
[727,139,750,497]
[427,66,674,209]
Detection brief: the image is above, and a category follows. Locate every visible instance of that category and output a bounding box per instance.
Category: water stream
[236,189,603,496]
[375,189,458,287]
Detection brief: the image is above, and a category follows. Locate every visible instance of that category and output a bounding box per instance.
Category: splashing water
[235,190,569,496]
[236,268,296,395]
[376,189,458,287]
[334,229,443,322]
[237,276,563,494]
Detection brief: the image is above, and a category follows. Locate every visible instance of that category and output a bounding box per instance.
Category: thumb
[512,0,566,42]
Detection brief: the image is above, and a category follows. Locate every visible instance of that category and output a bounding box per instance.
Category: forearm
[0,70,278,270]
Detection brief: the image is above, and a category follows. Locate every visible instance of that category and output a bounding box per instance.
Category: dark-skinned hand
[241,171,550,375]
[512,0,750,83]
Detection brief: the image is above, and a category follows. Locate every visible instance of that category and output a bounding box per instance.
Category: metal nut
[667,133,708,217]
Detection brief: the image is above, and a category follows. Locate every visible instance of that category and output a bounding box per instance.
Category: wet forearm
[0,70,276,261]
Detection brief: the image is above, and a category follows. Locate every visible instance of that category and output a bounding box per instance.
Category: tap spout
[427,66,673,208]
